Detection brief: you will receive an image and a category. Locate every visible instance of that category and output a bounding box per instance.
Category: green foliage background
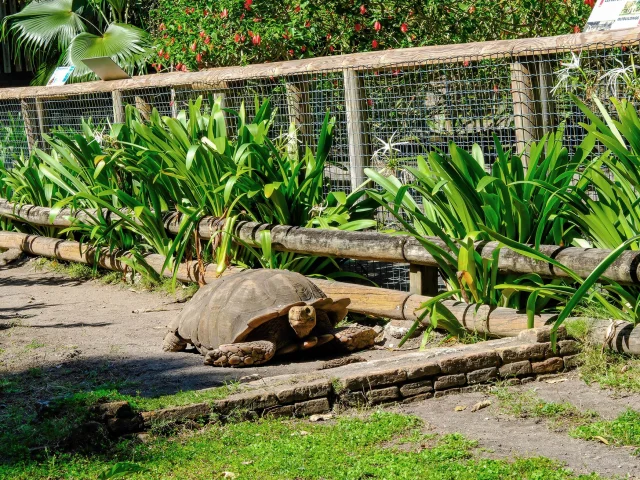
[149,0,592,72]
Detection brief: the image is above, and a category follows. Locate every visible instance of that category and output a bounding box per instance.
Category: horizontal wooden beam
[0,230,553,337]
[4,231,638,354]
[3,198,640,285]
[0,28,638,100]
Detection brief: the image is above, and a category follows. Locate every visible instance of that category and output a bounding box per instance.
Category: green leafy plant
[150,0,591,72]
[2,0,152,85]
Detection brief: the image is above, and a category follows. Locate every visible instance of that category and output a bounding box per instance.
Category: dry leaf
[222,472,237,479]
[454,405,467,411]
[471,400,491,412]
[544,378,567,384]
[593,436,609,445]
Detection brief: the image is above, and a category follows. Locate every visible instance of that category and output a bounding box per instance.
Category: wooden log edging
[0,230,553,337]
[3,230,639,354]
[4,198,640,285]
[91,330,580,437]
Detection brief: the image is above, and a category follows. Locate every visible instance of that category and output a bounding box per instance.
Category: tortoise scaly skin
[163,269,376,367]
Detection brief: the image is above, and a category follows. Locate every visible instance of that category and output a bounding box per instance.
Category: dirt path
[397,376,640,478]
[3,259,640,478]
[0,259,393,398]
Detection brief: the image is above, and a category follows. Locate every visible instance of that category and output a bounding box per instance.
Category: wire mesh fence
[1,32,639,290]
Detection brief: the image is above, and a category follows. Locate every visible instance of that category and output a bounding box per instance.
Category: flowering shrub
[150,0,592,72]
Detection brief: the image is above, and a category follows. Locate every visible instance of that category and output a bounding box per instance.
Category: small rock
[454,405,466,411]
[239,374,262,383]
[471,400,491,412]
[309,413,334,422]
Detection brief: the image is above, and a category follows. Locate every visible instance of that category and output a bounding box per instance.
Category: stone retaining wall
[95,326,581,436]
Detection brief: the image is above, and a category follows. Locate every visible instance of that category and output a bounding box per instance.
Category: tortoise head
[288,305,316,338]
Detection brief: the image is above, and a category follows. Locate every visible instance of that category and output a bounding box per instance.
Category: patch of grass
[492,386,598,429]
[99,271,123,285]
[32,257,200,299]
[565,317,592,341]
[570,409,640,453]
[0,412,601,479]
[24,339,44,350]
[33,258,102,280]
[565,317,640,392]
[0,381,239,464]
[577,343,640,392]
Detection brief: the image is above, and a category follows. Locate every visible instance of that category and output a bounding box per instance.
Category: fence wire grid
[1,38,639,291]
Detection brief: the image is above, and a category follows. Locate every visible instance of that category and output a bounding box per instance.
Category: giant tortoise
[163,269,377,367]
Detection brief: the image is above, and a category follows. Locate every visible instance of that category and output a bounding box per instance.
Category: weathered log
[4,198,640,285]
[4,230,640,355]
[0,231,552,337]
[567,318,640,356]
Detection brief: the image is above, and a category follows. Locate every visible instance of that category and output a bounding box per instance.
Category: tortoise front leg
[333,325,377,352]
[162,331,188,352]
[204,341,276,367]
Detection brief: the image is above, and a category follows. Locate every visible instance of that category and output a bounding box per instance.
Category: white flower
[551,51,582,96]
[599,58,640,96]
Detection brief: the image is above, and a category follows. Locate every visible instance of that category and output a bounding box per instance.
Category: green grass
[32,257,200,298]
[0,412,601,480]
[565,317,640,392]
[571,409,640,453]
[492,387,598,429]
[24,339,44,350]
[0,377,238,464]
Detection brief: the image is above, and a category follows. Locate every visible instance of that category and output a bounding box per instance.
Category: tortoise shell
[167,269,350,351]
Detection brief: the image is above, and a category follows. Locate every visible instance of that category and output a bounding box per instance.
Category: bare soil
[0,259,396,398]
[399,376,640,478]
[2,259,640,478]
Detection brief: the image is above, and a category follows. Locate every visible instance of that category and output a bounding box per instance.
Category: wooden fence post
[21,99,38,154]
[284,79,310,160]
[170,88,179,118]
[112,90,125,123]
[409,264,439,296]
[510,55,556,161]
[343,69,368,191]
[34,98,46,148]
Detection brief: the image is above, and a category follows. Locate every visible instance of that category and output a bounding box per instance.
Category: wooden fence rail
[1,27,640,190]
[3,198,640,287]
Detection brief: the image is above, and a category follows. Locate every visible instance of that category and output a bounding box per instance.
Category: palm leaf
[68,23,150,76]
[3,0,86,54]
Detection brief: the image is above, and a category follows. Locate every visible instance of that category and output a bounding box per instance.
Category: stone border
[93,326,581,436]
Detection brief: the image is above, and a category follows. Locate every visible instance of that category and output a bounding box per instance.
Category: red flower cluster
[152,0,593,71]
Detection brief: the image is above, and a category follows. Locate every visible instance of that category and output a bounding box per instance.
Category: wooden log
[569,318,640,356]
[0,29,638,100]
[0,231,551,337]
[4,199,640,285]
